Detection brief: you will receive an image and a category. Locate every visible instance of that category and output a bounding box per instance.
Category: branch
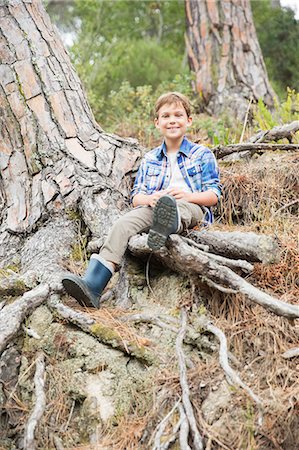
[48,295,156,365]
[0,284,49,354]
[128,235,299,319]
[250,121,299,143]
[188,230,280,264]
[23,353,46,450]
[213,143,298,159]
[176,308,203,450]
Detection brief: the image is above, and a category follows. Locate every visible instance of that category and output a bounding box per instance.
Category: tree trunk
[184,0,276,118]
[0,0,140,271]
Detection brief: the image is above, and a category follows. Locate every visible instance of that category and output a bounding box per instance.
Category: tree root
[48,295,156,365]
[176,308,203,450]
[23,353,46,450]
[152,399,181,450]
[0,284,49,354]
[197,317,263,420]
[128,234,299,319]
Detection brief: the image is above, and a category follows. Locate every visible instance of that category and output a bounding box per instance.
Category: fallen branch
[0,284,49,354]
[23,353,46,450]
[188,230,280,264]
[48,295,156,365]
[213,143,298,159]
[128,235,299,319]
[250,121,299,143]
[176,308,203,450]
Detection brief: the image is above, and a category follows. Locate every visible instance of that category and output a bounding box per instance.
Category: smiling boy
[62,92,221,308]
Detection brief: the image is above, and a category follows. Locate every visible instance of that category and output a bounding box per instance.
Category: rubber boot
[147,195,180,250]
[62,257,113,308]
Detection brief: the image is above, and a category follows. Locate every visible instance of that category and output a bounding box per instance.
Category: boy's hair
[155,92,192,118]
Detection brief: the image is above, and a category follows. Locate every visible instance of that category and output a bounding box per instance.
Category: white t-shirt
[167,152,192,192]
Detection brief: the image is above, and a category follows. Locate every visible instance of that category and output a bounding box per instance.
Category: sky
[280,0,299,18]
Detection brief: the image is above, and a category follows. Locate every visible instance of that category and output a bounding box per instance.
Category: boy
[62,92,221,308]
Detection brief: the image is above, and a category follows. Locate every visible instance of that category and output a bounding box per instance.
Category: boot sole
[62,274,98,308]
[148,195,179,251]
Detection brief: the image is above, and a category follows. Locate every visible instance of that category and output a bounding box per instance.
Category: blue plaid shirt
[131,137,221,224]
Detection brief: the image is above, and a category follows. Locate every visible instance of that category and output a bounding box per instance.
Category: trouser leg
[177,200,204,231]
[99,201,204,265]
[99,206,153,265]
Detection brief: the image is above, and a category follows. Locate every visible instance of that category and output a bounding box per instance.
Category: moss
[66,208,81,221]
[90,323,122,344]
[90,323,156,366]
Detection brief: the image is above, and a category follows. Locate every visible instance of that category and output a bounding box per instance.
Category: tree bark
[0,0,140,247]
[184,0,276,118]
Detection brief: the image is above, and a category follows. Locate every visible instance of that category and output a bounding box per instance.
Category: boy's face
[154,102,192,142]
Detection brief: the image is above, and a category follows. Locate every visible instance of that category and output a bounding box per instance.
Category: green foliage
[82,39,185,123]
[254,88,299,131]
[191,114,241,146]
[251,0,299,96]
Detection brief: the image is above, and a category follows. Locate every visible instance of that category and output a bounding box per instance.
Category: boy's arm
[131,157,167,207]
[167,189,218,206]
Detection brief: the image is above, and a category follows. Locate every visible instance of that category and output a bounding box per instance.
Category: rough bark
[0,0,140,244]
[184,0,275,117]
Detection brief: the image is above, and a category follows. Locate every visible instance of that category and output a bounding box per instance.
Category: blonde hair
[155,92,192,118]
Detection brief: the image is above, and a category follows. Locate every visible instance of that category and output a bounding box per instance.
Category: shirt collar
[157,136,191,159]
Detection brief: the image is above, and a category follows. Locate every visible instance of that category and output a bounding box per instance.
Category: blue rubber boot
[147,195,180,251]
[62,257,113,308]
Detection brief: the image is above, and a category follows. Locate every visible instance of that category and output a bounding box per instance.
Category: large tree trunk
[0,0,140,272]
[184,0,276,118]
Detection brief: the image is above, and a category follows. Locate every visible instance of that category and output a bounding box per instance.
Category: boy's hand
[167,188,192,202]
[148,190,169,207]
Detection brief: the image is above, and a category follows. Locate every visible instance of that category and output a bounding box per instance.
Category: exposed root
[152,399,180,450]
[178,403,192,450]
[23,353,46,450]
[176,308,203,450]
[0,284,49,354]
[198,318,263,416]
[48,295,156,365]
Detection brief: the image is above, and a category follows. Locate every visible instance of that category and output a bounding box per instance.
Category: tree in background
[67,0,187,121]
[46,0,298,128]
[185,0,276,118]
[251,0,299,96]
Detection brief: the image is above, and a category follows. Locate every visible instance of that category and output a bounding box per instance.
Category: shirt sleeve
[130,157,148,202]
[200,149,222,199]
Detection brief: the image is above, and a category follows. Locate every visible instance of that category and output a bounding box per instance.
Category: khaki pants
[99,200,204,265]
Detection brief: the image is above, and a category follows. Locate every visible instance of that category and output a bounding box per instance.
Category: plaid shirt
[131,137,221,224]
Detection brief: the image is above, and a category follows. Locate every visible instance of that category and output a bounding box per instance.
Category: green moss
[90,323,122,345]
[90,323,156,366]
[66,208,81,221]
